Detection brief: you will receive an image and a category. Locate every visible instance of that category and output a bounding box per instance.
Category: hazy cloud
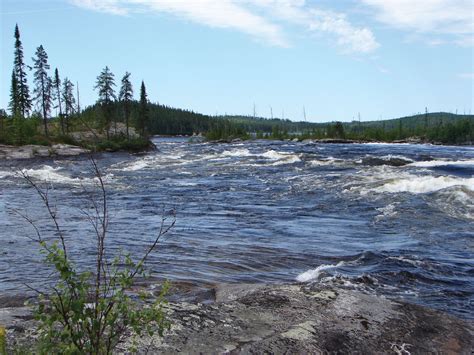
[361,0,474,46]
[70,0,379,53]
[457,73,474,79]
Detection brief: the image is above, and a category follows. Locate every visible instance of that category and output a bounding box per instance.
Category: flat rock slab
[0,144,89,160]
[3,284,473,354]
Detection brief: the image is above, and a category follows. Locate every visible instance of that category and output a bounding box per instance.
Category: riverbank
[0,143,90,160]
[2,283,473,353]
[0,139,154,160]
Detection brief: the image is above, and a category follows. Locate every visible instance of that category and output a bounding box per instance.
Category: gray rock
[0,144,89,160]
[4,283,472,353]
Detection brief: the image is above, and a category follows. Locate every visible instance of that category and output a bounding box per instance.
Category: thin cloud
[71,0,288,47]
[308,9,379,54]
[70,0,379,54]
[361,0,474,46]
[457,73,474,79]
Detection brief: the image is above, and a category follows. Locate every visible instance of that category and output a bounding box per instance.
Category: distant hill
[351,112,473,131]
[78,102,473,144]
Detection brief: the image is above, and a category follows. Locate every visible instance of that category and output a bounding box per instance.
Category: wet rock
[361,156,412,166]
[3,284,473,354]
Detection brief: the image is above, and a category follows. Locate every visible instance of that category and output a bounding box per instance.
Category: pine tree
[138,81,149,137]
[118,72,133,140]
[32,45,52,137]
[94,66,116,138]
[9,70,20,116]
[13,24,31,118]
[52,68,64,134]
[62,78,75,134]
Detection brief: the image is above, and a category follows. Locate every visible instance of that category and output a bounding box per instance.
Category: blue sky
[1,0,473,122]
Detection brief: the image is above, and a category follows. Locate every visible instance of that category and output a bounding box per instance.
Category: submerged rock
[3,283,472,353]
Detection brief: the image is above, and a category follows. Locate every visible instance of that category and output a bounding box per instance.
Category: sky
[1,0,473,122]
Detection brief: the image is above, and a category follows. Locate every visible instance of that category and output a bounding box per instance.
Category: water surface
[1,138,473,319]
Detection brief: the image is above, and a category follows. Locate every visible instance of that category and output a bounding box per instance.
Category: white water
[408,159,474,168]
[375,175,474,194]
[296,261,346,282]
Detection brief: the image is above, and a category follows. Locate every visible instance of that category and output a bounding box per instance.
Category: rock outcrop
[3,283,472,353]
[0,144,89,160]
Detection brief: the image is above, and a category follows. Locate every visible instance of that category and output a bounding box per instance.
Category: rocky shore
[2,283,473,354]
[0,144,90,160]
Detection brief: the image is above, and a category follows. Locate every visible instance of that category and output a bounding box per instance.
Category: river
[1,138,473,319]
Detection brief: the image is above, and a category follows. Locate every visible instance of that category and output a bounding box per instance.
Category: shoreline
[2,283,473,353]
[1,137,471,162]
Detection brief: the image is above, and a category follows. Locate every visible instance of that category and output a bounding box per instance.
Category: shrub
[17,158,175,353]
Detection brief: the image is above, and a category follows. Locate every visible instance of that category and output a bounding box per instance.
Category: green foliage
[13,24,32,117]
[119,72,133,139]
[34,242,169,354]
[95,66,116,139]
[32,45,52,137]
[0,326,6,355]
[92,136,152,152]
[19,162,175,353]
[205,119,249,141]
[138,81,149,137]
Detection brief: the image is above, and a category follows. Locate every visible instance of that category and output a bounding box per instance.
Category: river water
[0,138,473,319]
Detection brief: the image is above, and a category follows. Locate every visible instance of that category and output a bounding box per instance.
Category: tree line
[1,24,153,149]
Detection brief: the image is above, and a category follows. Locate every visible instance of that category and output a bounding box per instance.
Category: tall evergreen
[9,70,20,116]
[138,81,149,137]
[62,78,75,134]
[118,72,133,139]
[32,45,52,137]
[13,24,31,117]
[94,66,116,138]
[52,68,64,134]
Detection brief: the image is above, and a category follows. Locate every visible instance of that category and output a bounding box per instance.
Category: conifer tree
[13,24,31,118]
[9,70,20,116]
[62,78,75,134]
[118,72,133,139]
[52,68,64,134]
[94,66,116,138]
[32,45,52,137]
[138,81,149,137]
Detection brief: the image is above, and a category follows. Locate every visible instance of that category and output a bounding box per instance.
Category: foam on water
[0,171,13,179]
[375,175,474,194]
[296,261,346,282]
[409,159,474,168]
[122,159,150,171]
[261,150,301,165]
[220,148,253,158]
[269,155,301,166]
[20,165,113,185]
[261,150,290,160]
[375,203,399,221]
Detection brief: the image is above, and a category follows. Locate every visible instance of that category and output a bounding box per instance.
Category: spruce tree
[33,45,52,137]
[13,24,31,118]
[52,68,64,134]
[9,70,20,116]
[62,78,75,134]
[138,81,149,137]
[118,72,133,140]
[94,66,116,138]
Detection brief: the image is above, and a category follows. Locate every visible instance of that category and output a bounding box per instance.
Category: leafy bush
[18,159,175,353]
[0,326,6,355]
